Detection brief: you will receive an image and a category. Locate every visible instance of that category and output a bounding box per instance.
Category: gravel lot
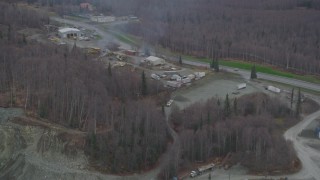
[172,72,260,109]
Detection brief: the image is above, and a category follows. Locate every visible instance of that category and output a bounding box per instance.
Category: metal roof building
[58,28,81,39]
[145,56,165,66]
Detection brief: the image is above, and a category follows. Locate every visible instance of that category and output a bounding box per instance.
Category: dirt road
[283,95,320,180]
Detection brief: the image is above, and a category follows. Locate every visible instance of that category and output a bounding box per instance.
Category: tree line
[169,93,299,176]
[116,0,320,75]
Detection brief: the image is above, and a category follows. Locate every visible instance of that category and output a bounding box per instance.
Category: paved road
[223,67,320,92]
[173,59,320,92]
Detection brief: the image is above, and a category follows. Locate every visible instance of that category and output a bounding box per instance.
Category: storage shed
[58,28,81,39]
[145,56,165,66]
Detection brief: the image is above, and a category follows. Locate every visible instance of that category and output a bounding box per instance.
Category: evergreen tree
[291,88,295,109]
[250,64,257,79]
[210,58,214,68]
[233,98,238,115]
[215,59,220,72]
[144,48,150,56]
[200,114,203,130]
[22,34,27,44]
[208,173,211,180]
[295,88,301,117]
[141,71,147,96]
[108,62,112,76]
[7,24,11,41]
[224,94,231,118]
[71,42,77,52]
[179,55,182,65]
[207,111,211,124]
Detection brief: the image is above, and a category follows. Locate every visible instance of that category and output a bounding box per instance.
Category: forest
[0,2,169,173]
[169,93,299,175]
[15,0,320,75]
[121,0,320,75]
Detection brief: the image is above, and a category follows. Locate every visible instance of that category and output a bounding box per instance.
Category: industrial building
[58,28,81,39]
[145,56,165,66]
[90,16,115,23]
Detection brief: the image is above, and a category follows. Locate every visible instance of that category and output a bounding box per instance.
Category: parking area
[171,73,260,109]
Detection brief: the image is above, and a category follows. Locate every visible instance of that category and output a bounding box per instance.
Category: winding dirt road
[284,95,320,180]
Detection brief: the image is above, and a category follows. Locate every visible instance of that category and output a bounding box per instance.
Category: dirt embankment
[0,108,110,180]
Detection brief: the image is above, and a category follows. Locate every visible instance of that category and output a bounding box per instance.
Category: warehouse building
[90,15,115,23]
[58,28,81,39]
[145,56,165,66]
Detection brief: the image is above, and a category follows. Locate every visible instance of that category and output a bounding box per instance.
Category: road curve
[284,95,320,180]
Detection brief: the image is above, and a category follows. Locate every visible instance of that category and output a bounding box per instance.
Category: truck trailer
[237,83,247,90]
[266,85,281,93]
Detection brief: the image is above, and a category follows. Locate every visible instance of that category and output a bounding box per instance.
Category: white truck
[171,74,182,81]
[151,74,160,80]
[166,99,174,107]
[182,77,191,84]
[237,83,247,90]
[266,85,281,93]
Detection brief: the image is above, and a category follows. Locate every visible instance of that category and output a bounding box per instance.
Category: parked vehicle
[237,83,246,90]
[151,74,160,80]
[198,163,215,174]
[190,163,215,178]
[166,99,174,107]
[190,171,197,177]
[266,85,281,93]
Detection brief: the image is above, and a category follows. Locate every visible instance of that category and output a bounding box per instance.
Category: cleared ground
[172,72,260,109]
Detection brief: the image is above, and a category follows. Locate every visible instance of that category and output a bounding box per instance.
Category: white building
[145,56,165,66]
[58,28,81,39]
[90,16,115,23]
